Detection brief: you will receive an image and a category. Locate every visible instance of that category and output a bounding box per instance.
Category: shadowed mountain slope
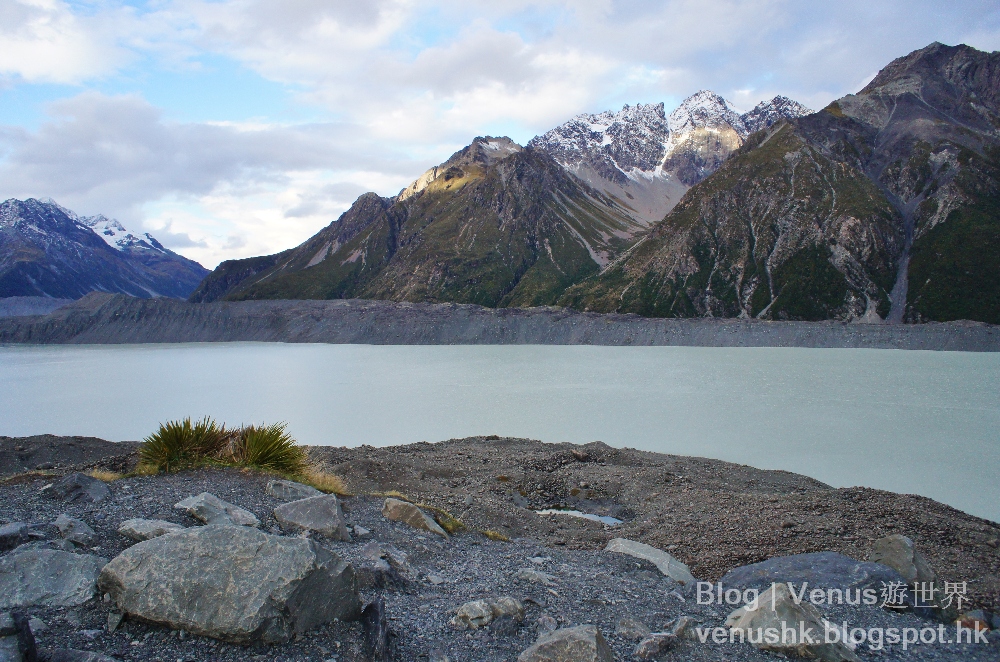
[0,198,208,300]
[193,140,642,307]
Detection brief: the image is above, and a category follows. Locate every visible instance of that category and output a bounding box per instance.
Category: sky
[0,1,998,269]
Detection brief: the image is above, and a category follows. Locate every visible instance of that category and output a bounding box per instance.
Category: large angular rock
[450,597,524,630]
[604,538,695,585]
[726,583,859,662]
[54,515,96,547]
[274,494,350,541]
[47,474,109,504]
[174,493,259,527]
[0,550,107,608]
[0,634,17,662]
[117,519,184,542]
[98,525,361,643]
[517,625,614,662]
[266,480,321,502]
[381,498,447,538]
[869,535,935,585]
[721,551,905,594]
[0,524,30,553]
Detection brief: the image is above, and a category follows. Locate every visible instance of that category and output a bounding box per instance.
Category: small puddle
[536,509,622,526]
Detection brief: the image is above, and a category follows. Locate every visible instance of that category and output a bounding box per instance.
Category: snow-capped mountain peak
[742,96,814,135]
[528,90,814,225]
[79,214,166,253]
[668,90,746,136]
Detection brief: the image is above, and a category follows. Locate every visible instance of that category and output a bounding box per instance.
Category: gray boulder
[726,582,859,662]
[721,551,906,594]
[604,538,695,585]
[117,519,184,542]
[0,550,107,608]
[46,474,109,503]
[0,635,16,662]
[615,616,650,640]
[54,515,96,547]
[0,524,30,553]
[98,525,361,643]
[517,625,614,662]
[869,534,936,585]
[174,493,259,527]
[274,494,350,541]
[450,597,523,631]
[266,480,321,501]
[382,498,448,538]
[634,632,676,659]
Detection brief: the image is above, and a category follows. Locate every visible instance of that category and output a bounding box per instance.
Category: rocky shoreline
[1,293,998,351]
[1,435,998,661]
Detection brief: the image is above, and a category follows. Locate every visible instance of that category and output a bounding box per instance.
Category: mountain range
[9,42,998,325]
[188,90,813,307]
[0,198,208,299]
[560,42,1000,324]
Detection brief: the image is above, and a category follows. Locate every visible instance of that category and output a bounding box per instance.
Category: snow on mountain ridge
[79,214,167,253]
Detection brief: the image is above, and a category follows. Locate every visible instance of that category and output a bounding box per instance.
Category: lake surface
[1,343,998,522]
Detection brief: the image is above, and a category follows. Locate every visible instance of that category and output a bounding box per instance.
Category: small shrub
[481,529,510,542]
[299,469,349,495]
[87,469,123,482]
[230,423,308,474]
[423,506,465,535]
[139,417,232,473]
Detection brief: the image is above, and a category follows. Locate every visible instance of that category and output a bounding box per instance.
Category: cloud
[1,0,998,268]
[0,92,423,266]
[0,0,135,83]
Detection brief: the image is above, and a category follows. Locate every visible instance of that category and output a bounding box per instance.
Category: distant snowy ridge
[530,91,813,184]
[527,91,813,224]
[79,214,168,253]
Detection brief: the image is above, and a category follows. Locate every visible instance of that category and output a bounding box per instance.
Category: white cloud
[0,0,135,83]
[0,93,421,266]
[1,0,998,268]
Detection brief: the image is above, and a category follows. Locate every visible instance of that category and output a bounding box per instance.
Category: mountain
[0,198,208,299]
[559,43,1000,324]
[527,92,812,224]
[190,138,642,307]
[195,94,811,306]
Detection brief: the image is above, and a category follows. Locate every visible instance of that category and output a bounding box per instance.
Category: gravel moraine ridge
[0,293,997,350]
[0,435,998,661]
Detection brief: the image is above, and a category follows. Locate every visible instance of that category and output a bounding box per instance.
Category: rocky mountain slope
[0,199,208,299]
[193,95,810,306]
[191,138,643,307]
[560,43,1000,324]
[528,93,812,224]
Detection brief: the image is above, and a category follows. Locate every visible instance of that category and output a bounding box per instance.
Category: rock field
[0,435,997,661]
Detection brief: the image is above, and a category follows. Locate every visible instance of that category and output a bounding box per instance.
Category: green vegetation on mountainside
[907,147,1000,324]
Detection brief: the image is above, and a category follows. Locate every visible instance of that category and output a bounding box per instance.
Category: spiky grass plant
[230,423,308,474]
[299,470,349,495]
[138,417,231,473]
[86,469,123,482]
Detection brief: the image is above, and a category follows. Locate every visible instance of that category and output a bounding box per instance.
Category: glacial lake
[1,343,998,523]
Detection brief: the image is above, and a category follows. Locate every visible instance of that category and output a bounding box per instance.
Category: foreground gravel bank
[1,436,998,661]
[1,293,997,350]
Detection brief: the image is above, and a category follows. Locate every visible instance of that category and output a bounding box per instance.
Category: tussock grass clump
[87,469,123,482]
[139,417,231,473]
[481,529,510,542]
[229,423,308,474]
[298,469,349,496]
[423,506,465,535]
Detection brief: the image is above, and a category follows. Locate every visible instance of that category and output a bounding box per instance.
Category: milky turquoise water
[1,343,997,522]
